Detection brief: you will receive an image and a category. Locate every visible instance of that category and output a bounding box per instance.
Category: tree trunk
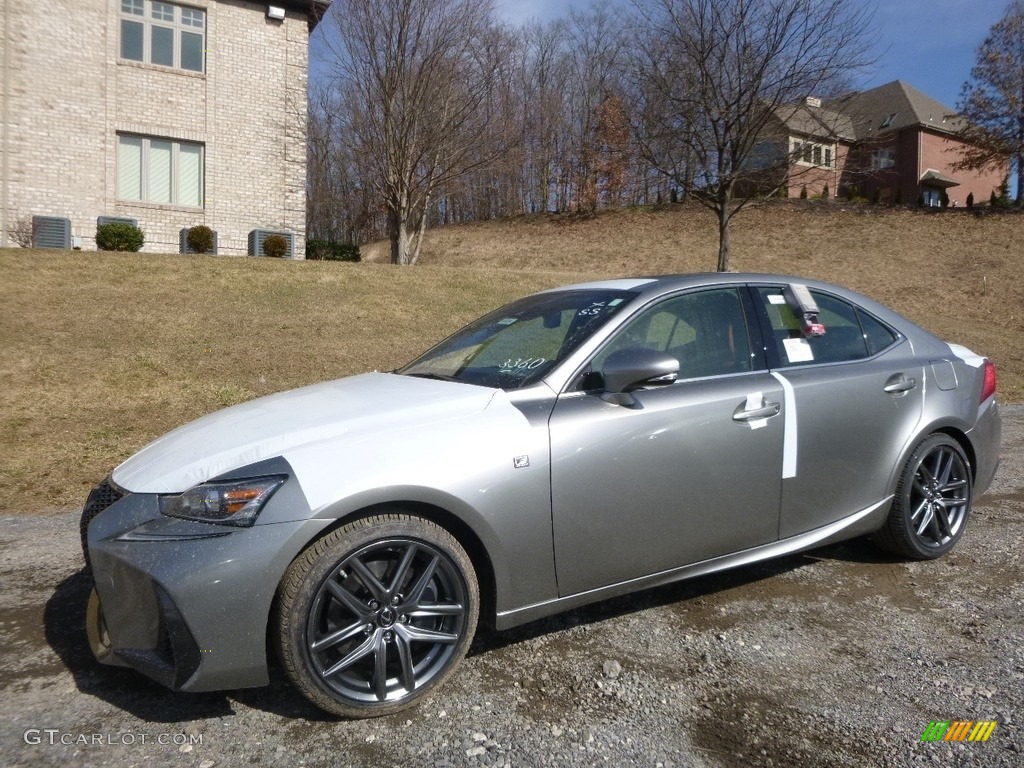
[716,205,731,272]
[1017,152,1024,206]
[408,192,431,266]
[388,206,410,265]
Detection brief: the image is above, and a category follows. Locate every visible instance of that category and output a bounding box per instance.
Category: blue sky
[311,0,1010,109]
[492,0,1011,108]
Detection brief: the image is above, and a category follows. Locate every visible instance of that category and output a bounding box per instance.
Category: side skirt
[495,497,891,630]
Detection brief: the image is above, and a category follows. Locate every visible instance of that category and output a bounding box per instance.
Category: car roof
[543,273,933,341]
[549,272,855,298]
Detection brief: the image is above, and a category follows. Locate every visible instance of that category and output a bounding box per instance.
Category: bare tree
[323,0,511,265]
[631,0,874,271]
[7,216,34,248]
[953,0,1024,205]
[563,4,629,213]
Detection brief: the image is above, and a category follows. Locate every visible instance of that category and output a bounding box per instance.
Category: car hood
[112,373,501,494]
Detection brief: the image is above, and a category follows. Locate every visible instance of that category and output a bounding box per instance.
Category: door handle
[883,375,916,394]
[733,402,781,421]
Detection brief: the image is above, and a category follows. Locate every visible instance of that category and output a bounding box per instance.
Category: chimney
[805,96,821,108]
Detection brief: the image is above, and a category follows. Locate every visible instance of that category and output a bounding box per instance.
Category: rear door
[750,285,924,538]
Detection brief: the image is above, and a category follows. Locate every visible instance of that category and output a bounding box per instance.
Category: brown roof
[774,101,857,142]
[828,80,962,140]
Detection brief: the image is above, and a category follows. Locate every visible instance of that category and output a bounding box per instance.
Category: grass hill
[1,201,1020,515]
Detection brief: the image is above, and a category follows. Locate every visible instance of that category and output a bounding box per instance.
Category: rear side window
[858,309,898,355]
[757,287,895,366]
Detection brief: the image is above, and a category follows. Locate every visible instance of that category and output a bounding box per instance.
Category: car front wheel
[275,513,479,718]
[874,434,973,560]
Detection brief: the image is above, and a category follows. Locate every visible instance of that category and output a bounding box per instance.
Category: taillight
[980,360,997,403]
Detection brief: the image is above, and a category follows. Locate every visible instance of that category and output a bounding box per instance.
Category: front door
[549,287,785,597]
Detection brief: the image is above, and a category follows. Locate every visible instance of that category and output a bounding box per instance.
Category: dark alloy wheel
[874,434,973,560]
[276,514,478,718]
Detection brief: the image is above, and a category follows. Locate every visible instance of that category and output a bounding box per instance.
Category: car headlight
[159,476,286,527]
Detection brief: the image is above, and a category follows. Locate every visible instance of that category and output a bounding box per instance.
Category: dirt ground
[1,407,1021,768]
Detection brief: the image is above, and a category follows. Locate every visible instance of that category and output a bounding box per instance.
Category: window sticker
[783,337,814,363]
[768,294,786,305]
[499,357,547,374]
[496,317,518,326]
[578,302,607,317]
[608,298,624,306]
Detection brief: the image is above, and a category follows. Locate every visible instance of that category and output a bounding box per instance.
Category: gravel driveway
[2,407,1022,768]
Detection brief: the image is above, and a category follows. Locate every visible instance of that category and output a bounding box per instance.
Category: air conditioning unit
[97,215,138,228]
[179,227,219,254]
[32,216,72,249]
[248,229,295,257]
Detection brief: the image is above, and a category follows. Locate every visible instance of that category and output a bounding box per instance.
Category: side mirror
[600,349,679,406]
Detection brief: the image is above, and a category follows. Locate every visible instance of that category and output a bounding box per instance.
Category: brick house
[0,0,329,255]
[753,81,1005,206]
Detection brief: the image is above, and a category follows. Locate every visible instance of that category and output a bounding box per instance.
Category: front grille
[80,478,124,570]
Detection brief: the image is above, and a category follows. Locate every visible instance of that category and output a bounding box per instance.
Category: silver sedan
[82,273,1001,718]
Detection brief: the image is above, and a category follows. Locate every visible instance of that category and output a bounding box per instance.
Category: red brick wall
[918,130,1003,206]
[784,143,851,198]
[840,129,1005,206]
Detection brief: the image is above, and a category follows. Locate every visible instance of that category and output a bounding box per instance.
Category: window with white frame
[871,148,896,170]
[118,134,204,207]
[120,0,205,73]
[791,139,834,168]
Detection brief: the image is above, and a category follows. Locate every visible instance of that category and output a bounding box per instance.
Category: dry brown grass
[2,201,1021,516]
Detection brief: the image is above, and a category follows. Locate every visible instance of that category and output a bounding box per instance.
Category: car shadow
[471,535,911,656]
[44,569,240,722]
[470,549,816,656]
[46,536,903,721]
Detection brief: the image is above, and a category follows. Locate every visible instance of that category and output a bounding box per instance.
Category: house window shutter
[149,140,173,203]
[151,24,174,67]
[179,143,203,207]
[118,136,144,201]
[121,19,144,61]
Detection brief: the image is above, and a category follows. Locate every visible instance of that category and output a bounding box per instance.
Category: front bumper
[86,483,331,692]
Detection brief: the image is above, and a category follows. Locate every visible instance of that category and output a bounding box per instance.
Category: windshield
[399,289,638,389]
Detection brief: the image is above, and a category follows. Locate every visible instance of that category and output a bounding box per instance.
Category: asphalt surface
[1,406,1022,768]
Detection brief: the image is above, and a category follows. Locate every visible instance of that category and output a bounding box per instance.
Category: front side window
[592,288,753,380]
[117,134,204,207]
[120,0,205,73]
[399,290,637,389]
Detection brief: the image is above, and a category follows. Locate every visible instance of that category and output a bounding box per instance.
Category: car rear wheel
[275,513,478,718]
[874,434,972,560]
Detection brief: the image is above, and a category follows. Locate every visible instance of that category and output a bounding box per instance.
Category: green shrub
[186,225,215,254]
[940,190,950,209]
[894,188,903,205]
[799,184,808,199]
[96,222,145,252]
[872,188,881,205]
[262,234,289,258]
[306,239,361,262]
[822,183,829,199]
[966,192,975,209]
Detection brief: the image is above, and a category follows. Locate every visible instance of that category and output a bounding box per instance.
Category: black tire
[873,434,972,560]
[275,513,479,718]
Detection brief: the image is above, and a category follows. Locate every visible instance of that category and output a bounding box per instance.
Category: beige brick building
[0,0,328,255]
